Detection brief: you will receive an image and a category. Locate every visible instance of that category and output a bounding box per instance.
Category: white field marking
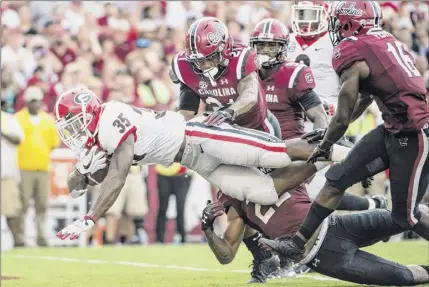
[8,254,338,281]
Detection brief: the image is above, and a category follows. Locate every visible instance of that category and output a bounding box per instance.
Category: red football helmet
[185,17,233,86]
[291,1,331,37]
[250,18,290,67]
[54,87,103,152]
[329,1,383,46]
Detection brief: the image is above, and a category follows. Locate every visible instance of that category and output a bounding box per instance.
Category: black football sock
[296,202,334,245]
[337,193,370,211]
[243,232,263,259]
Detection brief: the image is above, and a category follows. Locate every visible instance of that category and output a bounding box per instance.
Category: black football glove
[203,109,234,126]
[307,144,332,163]
[361,176,374,189]
[201,200,225,231]
[302,128,326,143]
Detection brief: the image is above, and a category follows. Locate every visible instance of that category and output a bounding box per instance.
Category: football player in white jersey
[53,88,351,240]
[287,1,340,108]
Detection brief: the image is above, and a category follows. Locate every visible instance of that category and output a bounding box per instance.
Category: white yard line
[8,254,337,281]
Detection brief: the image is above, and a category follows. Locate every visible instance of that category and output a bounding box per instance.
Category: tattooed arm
[204,206,246,265]
[86,135,134,220]
[232,71,259,117]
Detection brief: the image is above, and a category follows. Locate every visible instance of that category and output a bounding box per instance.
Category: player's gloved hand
[203,109,234,126]
[56,215,96,240]
[307,144,331,163]
[75,146,107,175]
[323,102,335,116]
[361,176,374,189]
[301,128,326,143]
[201,200,224,231]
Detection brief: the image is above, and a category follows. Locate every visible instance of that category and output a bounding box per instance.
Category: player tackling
[262,0,429,262]
[53,87,351,240]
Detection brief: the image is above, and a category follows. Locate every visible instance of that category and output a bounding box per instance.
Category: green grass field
[1,240,428,287]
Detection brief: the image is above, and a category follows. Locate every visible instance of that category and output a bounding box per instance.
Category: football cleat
[259,236,306,262]
[247,251,280,284]
[268,256,296,279]
[293,263,313,274]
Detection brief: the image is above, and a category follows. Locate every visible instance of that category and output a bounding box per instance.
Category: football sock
[298,202,334,241]
[337,193,370,210]
[243,232,263,259]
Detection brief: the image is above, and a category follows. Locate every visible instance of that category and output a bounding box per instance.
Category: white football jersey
[97,101,186,167]
[287,33,340,106]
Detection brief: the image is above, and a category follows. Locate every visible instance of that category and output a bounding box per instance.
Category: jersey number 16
[387,40,421,78]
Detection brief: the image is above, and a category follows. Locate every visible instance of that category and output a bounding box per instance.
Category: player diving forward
[265,1,429,261]
[53,88,351,240]
[203,194,429,286]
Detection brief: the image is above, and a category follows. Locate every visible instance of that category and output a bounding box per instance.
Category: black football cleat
[259,236,305,262]
[247,251,280,284]
[268,256,296,279]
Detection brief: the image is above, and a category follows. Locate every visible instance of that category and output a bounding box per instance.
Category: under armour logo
[220,79,228,85]
[267,86,275,91]
[312,258,320,267]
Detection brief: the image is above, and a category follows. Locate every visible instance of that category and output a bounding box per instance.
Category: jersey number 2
[112,113,131,133]
[387,41,420,78]
[254,192,291,224]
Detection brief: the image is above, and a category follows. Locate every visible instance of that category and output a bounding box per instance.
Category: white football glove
[75,146,107,175]
[56,216,95,240]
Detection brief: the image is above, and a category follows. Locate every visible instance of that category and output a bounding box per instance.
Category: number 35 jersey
[97,101,186,166]
[333,32,429,133]
[171,44,268,130]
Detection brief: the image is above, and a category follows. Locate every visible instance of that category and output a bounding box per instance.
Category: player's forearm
[233,72,258,117]
[67,168,88,197]
[177,110,196,121]
[320,115,349,150]
[87,176,126,220]
[204,229,236,264]
[350,96,373,123]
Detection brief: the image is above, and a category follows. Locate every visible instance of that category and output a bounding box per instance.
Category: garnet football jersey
[332,31,429,133]
[261,62,316,139]
[97,101,186,166]
[219,190,311,239]
[171,44,268,130]
[287,32,340,106]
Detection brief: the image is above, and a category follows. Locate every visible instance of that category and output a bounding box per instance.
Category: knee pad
[325,163,350,191]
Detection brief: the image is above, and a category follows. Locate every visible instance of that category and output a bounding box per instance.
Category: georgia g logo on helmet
[74,92,93,105]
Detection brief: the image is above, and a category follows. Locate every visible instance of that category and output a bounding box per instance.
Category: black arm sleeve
[178,83,200,114]
[297,90,322,111]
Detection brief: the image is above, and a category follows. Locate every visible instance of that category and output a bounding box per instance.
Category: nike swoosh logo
[199,145,204,153]
[315,48,324,51]
[82,153,93,170]
[133,153,147,162]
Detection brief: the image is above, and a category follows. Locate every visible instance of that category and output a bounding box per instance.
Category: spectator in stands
[1,97,24,247]
[155,164,191,244]
[15,86,60,247]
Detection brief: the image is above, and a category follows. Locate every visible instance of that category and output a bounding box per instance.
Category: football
[86,146,109,186]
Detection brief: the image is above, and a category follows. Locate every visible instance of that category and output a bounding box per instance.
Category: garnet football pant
[325,125,429,229]
[307,210,420,286]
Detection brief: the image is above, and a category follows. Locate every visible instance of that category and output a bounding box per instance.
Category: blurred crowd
[1,1,429,247]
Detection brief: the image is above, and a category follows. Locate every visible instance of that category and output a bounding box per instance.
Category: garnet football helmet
[185,17,233,86]
[291,1,331,37]
[54,88,102,152]
[328,1,383,46]
[250,18,290,67]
